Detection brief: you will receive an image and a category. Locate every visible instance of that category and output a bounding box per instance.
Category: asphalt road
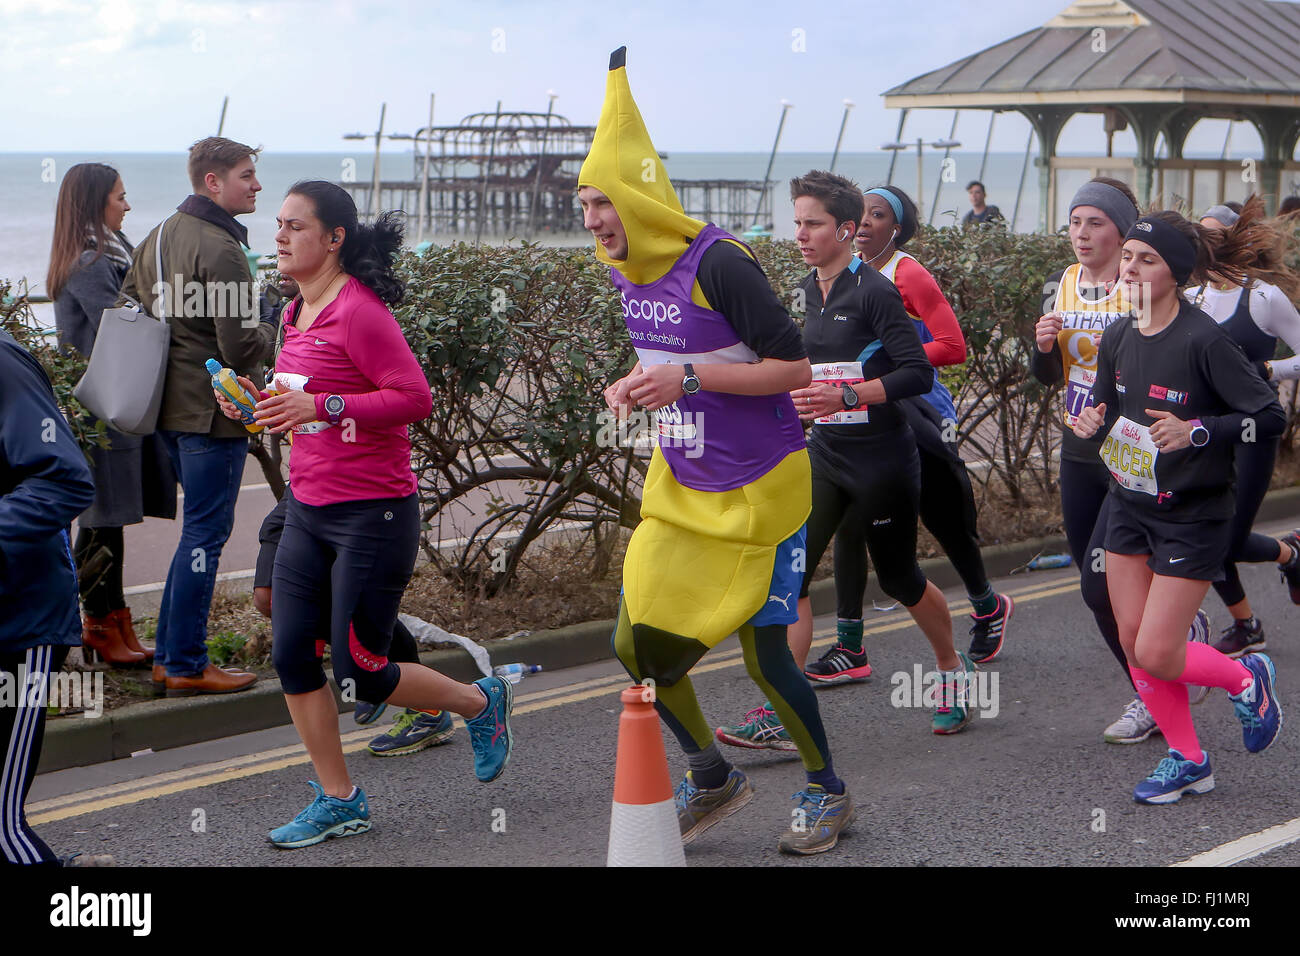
[27,542,1300,869]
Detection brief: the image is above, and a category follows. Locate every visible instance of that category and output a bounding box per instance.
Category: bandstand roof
[884,0,1300,111]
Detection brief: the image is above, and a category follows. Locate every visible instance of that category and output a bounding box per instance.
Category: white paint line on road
[1170,816,1300,867]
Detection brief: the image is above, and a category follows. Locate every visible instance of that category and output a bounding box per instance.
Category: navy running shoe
[967,593,1013,664]
[1230,653,1283,753]
[465,676,513,782]
[1133,750,1214,805]
[353,699,388,726]
[367,708,455,756]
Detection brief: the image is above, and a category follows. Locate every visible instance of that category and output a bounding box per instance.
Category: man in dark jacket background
[120,137,276,696]
[0,329,94,864]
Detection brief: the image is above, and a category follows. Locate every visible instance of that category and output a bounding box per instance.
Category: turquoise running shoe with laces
[1230,653,1283,753]
[268,781,371,849]
[932,652,975,735]
[1133,749,1214,804]
[465,676,513,782]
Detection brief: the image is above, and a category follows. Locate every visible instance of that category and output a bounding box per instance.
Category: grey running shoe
[1103,697,1161,744]
[675,769,753,845]
[1187,609,1211,706]
[778,784,855,855]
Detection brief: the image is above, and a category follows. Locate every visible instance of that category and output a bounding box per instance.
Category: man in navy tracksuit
[0,329,94,865]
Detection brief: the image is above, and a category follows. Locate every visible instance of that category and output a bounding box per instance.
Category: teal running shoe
[367,708,455,757]
[1133,749,1214,804]
[778,784,855,854]
[268,781,371,849]
[675,768,753,845]
[465,676,513,782]
[1230,653,1283,753]
[715,705,798,752]
[932,652,975,735]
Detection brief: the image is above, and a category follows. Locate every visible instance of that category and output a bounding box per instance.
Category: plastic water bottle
[205,359,264,434]
[1027,553,1073,570]
[493,663,542,684]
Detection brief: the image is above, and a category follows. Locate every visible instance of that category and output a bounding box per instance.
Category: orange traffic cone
[607,685,686,866]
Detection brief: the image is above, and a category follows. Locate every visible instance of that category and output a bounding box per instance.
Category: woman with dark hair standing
[1075,210,1284,803]
[47,163,171,667]
[1185,197,1300,655]
[216,182,513,848]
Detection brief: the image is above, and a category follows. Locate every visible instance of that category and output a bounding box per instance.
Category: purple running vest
[610,224,805,492]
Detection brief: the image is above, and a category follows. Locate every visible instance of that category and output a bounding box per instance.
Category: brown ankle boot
[110,608,155,662]
[82,616,147,668]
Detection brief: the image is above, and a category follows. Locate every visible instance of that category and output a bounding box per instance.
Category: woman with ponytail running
[1185,197,1300,656]
[830,184,1013,669]
[215,182,514,849]
[1075,210,1284,803]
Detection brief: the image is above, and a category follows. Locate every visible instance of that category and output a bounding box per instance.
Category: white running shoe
[1103,697,1161,744]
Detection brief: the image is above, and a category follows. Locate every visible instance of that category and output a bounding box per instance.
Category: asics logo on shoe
[766,592,793,610]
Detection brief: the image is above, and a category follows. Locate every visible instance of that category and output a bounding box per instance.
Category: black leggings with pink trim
[271,493,418,700]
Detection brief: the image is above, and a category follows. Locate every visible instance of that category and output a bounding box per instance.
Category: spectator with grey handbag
[48,162,176,668]
[118,137,276,697]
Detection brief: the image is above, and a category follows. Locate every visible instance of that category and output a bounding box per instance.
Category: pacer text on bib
[810,361,869,425]
[1100,415,1159,496]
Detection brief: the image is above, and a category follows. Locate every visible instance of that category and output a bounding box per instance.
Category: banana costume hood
[584,48,810,678]
[578,47,706,285]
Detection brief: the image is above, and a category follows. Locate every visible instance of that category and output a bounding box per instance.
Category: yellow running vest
[1051,263,1133,428]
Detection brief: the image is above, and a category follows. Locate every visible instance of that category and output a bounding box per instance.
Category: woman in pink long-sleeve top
[215,182,515,849]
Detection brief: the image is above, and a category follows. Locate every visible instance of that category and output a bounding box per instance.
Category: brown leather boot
[109,608,154,662]
[155,662,254,694]
[165,664,258,697]
[82,616,147,668]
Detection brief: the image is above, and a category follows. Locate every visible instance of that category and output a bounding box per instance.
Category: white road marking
[1170,816,1300,867]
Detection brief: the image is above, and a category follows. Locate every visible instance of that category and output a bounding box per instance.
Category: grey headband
[1201,204,1240,227]
[1068,182,1138,236]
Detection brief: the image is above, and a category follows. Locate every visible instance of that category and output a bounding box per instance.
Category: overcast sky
[0,0,1264,157]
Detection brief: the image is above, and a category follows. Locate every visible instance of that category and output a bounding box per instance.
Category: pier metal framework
[339,110,770,239]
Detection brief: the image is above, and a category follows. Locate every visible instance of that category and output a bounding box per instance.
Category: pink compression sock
[1129,666,1202,763]
[1177,642,1253,695]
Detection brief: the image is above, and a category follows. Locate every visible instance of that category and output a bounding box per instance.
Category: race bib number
[1100,416,1159,496]
[655,401,698,441]
[270,371,333,435]
[810,361,869,425]
[1064,364,1097,428]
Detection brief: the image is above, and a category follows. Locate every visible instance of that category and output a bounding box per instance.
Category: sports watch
[1188,419,1209,448]
[323,394,346,425]
[841,384,860,410]
[682,363,702,395]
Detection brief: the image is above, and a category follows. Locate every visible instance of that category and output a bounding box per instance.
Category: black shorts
[254,488,292,589]
[1104,494,1230,581]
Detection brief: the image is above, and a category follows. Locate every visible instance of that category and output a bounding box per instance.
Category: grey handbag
[73,217,172,435]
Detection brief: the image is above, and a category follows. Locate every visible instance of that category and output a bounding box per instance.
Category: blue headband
[865,188,904,226]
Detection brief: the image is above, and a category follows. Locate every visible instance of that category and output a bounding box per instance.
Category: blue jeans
[155,431,248,677]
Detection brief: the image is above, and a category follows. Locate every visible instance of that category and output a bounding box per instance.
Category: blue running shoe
[1230,653,1283,753]
[268,781,371,848]
[1133,750,1215,805]
[465,676,513,782]
[353,700,388,726]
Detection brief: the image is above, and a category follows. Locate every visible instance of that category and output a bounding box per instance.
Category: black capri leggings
[801,428,928,615]
[1060,457,1132,689]
[272,493,419,701]
[1213,436,1282,608]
